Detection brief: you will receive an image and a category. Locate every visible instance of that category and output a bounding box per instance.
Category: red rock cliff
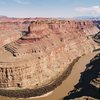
[0,19,99,97]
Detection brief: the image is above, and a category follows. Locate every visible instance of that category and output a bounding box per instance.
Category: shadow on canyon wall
[63,53,100,100]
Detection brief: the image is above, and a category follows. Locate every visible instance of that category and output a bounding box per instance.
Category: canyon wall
[0,20,99,96]
[0,22,22,47]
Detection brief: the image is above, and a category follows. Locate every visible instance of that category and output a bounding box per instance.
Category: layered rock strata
[0,20,99,97]
[0,22,22,47]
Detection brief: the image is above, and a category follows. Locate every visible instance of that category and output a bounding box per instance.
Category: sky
[0,0,100,18]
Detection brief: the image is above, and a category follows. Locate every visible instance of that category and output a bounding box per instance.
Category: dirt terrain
[0,17,99,98]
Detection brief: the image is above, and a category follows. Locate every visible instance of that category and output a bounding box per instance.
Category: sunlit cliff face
[0,19,99,98]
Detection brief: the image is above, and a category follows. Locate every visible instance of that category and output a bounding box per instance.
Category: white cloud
[75,6,100,14]
[12,0,31,5]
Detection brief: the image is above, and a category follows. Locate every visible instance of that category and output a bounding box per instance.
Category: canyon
[0,17,100,98]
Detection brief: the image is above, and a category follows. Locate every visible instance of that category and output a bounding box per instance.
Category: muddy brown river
[0,51,99,100]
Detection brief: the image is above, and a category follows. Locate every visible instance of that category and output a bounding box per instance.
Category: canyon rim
[0,18,100,99]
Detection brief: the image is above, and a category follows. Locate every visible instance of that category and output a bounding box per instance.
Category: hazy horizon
[0,0,100,18]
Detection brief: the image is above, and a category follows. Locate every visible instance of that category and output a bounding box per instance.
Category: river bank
[0,57,80,98]
[0,50,100,100]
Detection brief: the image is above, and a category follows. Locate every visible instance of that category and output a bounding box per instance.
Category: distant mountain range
[0,15,100,21]
[74,16,100,20]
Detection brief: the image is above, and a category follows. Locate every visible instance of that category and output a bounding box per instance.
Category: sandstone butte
[0,19,99,98]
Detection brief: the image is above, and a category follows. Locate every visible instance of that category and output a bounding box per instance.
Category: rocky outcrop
[71,96,98,100]
[5,20,99,57]
[0,19,99,97]
[90,77,100,88]
[92,32,100,45]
